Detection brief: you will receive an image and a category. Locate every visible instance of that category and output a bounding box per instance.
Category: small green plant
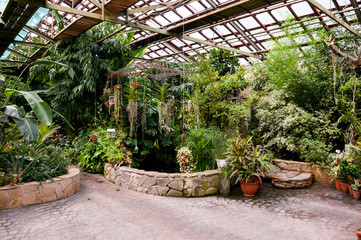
[337,159,350,182]
[352,179,361,192]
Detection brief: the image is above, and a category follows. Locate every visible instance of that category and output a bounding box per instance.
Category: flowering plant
[177,147,195,173]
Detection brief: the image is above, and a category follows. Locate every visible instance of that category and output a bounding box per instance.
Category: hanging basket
[115,84,122,89]
[91,135,98,143]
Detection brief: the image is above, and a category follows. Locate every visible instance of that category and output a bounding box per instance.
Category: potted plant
[329,164,342,190]
[214,132,229,169]
[227,137,273,197]
[337,159,350,193]
[352,179,361,200]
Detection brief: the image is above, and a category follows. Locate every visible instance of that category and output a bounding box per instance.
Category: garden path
[0,172,360,240]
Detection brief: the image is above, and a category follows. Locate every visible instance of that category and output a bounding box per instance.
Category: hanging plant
[177,146,195,173]
[158,98,174,135]
[126,77,139,137]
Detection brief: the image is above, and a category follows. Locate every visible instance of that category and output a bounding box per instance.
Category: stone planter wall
[274,159,333,184]
[0,167,80,210]
[104,163,221,197]
[313,165,334,184]
[273,159,313,173]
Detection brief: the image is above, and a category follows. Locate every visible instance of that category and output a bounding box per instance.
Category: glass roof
[0,0,361,65]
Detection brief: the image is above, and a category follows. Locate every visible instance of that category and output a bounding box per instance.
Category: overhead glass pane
[215,25,231,35]
[291,2,313,16]
[176,6,192,18]
[163,11,181,22]
[271,7,292,21]
[315,0,334,9]
[256,12,275,25]
[239,17,260,29]
[189,1,206,12]
[154,15,169,25]
[189,32,207,40]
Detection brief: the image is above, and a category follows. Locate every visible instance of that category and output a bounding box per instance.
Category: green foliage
[185,127,225,171]
[252,90,340,159]
[209,48,239,76]
[0,143,70,186]
[337,159,350,182]
[186,55,249,129]
[299,137,332,166]
[28,22,133,128]
[1,89,53,142]
[227,137,273,183]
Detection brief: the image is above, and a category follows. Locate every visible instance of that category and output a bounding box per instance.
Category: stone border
[274,159,333,184]
[0,167,80,210]
[104,163,221,197]
[273,159,313,173]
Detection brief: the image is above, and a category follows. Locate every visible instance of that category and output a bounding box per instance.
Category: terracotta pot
[357,230,361,240]
[91,135,98,143]
[354,191,361,200]
[340,181,349,193]
[240,179,260,197]
[348,185,354,197]
[334,178,342,190]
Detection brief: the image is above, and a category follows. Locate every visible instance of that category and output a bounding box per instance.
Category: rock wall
[0,167,80,210]
[104,163,221,197]
[273,159,313,173]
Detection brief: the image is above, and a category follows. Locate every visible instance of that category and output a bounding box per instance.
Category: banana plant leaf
[13,116,39,142]
[4,89,52,126]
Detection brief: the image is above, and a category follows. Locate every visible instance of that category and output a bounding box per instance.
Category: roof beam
[41,2,261,59]
[127,0,183,14]
[349,0,361,24]
[0,59,30,65]
[23,25,55,43]
[88,0,115,18]
[306,0,359,35]
[6,48,33,61]
[13,40,49,48]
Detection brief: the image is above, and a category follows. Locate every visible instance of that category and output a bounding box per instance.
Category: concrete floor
[1,172,360,240]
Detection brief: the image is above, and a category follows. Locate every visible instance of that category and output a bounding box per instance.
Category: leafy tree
[29,22,136,128]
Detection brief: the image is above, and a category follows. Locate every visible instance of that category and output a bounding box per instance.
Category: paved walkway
[1,172,360,240]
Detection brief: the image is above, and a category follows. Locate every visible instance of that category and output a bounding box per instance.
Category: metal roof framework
[0,0,360,69]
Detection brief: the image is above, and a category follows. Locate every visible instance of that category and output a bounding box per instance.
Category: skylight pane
[256,13,275,25]
[164,11,181,22]
[176,6,192,18]
[239,17,260,29]
[271,7,292,21]
[291,2,313,16]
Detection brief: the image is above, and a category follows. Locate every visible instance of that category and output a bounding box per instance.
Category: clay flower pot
[354,191,361,200]
[240,179,260,197]
[340,181,349,193]
[348,185,354,197]
[357,230,361,240]
[334,178,342,190]
[91,135,98,143]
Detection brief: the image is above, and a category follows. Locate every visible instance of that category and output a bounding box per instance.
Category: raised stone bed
[0,167,80,210]
[104,163,221,197]
[267,159,314,189]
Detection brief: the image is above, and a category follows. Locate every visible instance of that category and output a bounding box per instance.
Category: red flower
[132,81,139,89]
